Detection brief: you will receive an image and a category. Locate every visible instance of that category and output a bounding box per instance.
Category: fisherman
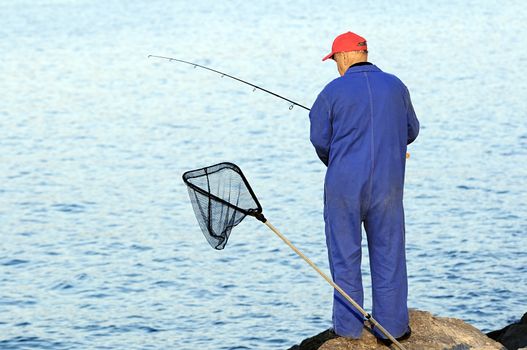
[309,31,419,343]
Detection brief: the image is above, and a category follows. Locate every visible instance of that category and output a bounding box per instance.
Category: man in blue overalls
[309,31,419,343]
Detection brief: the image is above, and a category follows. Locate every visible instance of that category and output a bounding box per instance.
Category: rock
[487,312,527,350]
[289,309,505,350]
[288,328,339,350]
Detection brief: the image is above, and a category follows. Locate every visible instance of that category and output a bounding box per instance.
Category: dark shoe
[377,327,412,346]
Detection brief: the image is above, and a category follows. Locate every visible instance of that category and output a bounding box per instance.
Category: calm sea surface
[1,1,526,349]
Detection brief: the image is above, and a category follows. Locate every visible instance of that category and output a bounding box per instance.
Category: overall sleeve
[403,86,420,145]
[309,92,332,166]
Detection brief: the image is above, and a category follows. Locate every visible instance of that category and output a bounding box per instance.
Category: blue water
[1,1,526,349]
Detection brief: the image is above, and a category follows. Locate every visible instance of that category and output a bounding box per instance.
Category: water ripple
[1,259,29,266]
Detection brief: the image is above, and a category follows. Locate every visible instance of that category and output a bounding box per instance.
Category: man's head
[322,31,368,76]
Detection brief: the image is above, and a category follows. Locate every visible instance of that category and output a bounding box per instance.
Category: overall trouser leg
[364,201,409,338]
[325,201,365,338]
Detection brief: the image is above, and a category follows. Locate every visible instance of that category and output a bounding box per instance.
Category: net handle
[263,220,406,350]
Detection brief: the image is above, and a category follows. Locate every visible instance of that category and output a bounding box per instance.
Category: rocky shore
[288,309,527,350]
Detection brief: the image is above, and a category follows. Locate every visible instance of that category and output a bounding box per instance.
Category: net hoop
[182,162,265,219]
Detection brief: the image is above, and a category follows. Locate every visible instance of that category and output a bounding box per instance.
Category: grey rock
[289,309,505,350]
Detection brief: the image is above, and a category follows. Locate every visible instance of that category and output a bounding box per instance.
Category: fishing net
[182,162,265,250]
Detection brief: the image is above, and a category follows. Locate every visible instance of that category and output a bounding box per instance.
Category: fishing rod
[149,55,410,158]
[148,55,310,111]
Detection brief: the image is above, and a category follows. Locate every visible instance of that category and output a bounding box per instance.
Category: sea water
[1,1,526,349]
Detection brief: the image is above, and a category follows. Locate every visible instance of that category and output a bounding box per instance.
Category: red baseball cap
[322,31,368,61]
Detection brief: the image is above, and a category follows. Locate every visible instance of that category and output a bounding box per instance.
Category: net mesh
[182,162,263,250]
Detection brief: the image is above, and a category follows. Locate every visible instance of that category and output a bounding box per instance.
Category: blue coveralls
[309,63,419,339]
